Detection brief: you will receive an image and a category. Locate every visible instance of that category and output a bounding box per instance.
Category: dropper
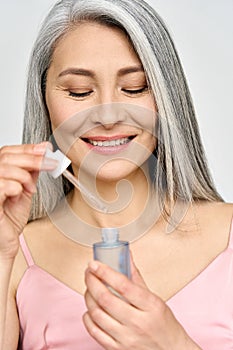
[45,149,107,212]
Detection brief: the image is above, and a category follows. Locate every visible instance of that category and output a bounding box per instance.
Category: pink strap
[19,234,34,267]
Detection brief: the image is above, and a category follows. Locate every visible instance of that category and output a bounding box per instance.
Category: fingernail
[88,261,99,272]
[33,142,52,154]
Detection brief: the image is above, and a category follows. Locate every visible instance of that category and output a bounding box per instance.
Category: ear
[130,250,148,289]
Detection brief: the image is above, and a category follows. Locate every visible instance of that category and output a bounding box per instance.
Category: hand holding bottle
[84,256,202,350]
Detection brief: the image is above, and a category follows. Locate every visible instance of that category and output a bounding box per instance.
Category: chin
[96,162,142,183]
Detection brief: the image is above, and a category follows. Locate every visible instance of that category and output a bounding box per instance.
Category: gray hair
[22,0,223,221]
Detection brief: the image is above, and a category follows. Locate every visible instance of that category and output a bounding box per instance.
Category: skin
[0,22,232,349]
[45,22,156,184]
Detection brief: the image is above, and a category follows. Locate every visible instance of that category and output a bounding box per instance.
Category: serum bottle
[93,228,131,278]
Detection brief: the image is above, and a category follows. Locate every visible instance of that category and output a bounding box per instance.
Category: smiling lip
[81,134,136,154]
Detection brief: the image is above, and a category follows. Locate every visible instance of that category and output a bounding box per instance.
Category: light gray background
[0,1,232,202]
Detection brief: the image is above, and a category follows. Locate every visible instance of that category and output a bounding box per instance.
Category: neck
[68,164,154,228]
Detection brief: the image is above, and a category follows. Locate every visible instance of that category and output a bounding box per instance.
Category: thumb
[130,251,148,289]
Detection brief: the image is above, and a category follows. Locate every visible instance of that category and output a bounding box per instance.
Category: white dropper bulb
[45,149,71,178]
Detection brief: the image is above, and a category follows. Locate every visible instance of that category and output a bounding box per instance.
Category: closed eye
[122,86,148,95]
[68,90,93,98]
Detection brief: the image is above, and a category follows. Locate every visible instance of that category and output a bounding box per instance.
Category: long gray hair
[22,0,222,221]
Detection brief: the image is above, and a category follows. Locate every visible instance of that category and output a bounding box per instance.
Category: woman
[0,0,232,349]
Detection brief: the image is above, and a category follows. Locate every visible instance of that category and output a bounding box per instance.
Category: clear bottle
[93,228,131,278]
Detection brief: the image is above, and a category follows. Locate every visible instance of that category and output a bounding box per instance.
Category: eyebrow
[117,65,144,77]
[58,68,96,78]
[58,65,144,79]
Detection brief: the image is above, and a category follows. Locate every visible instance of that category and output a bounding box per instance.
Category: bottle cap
[101,228,119,243]
[45,149,71,178]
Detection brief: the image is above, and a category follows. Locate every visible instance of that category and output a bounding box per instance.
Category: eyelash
[122,86,148,95]
[68,91,93,98]
[68,86,148,99]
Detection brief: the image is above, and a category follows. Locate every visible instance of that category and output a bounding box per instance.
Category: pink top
[17,235,103,350]
[17,220,233,349]
[167,219,233,350]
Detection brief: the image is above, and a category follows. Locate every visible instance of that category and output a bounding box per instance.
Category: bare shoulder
[24,216,54,238]
[195,200,233,250]
[23,216,54,245]
[196,200,233,226]
[10,217,53,292]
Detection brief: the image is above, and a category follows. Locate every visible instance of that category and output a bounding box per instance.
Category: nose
[90,92,127,129]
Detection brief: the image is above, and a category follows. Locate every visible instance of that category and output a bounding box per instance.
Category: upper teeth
[89,137,130,147]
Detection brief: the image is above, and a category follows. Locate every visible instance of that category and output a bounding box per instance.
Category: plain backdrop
[0,0,232,201]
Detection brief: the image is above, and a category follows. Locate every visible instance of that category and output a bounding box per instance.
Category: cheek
[46,96,73,129]
[147,97,157,112]
[138,93,157,113]
[146,135,157,153]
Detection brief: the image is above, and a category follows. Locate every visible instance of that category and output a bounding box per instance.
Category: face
[45,22,157,181]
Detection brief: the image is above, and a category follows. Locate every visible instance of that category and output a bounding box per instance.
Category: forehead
[51,21,141,67]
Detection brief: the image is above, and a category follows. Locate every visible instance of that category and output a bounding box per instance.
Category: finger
[0,142,52,156]
[0,165,37,194]
[84,290,98,310]
[0,179,23,207]
[84,291,123,341]
[0,152,58,172]
[83,311,118,350]
[88,261,158,311]
[85,268,141,324]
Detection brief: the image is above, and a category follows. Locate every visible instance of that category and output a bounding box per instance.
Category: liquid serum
[93,228,131,278]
